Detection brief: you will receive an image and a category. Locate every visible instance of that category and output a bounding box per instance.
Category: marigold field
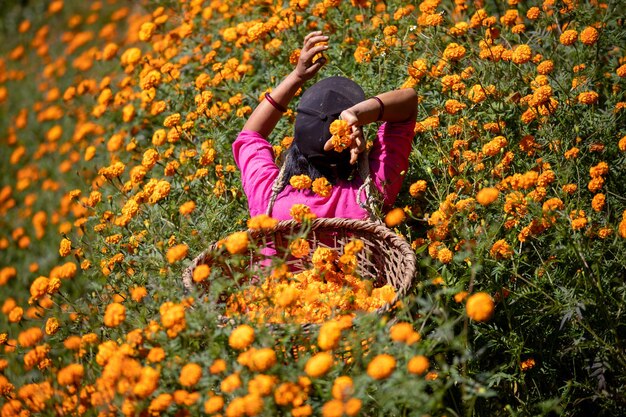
[1,0,625,416]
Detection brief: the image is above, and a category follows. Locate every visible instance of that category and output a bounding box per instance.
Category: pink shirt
[233,120,416,220]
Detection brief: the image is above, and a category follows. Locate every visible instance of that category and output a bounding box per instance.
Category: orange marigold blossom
[328,119,351,151]
[290,204,317,222]
[322,399,344,417]
[179,363,202,387]
[318,320,342,351]
[204,396,224,414]
[290,174,312,190]
[103,302,125,327]
[166,244,188,264]
[59,238,71,257]
[385,207,405,227]
[389,322,421,345]
[192,264,210,282]
[223,231,249,254]
[367,354,396,380]
[289,238,310,259]
[229,324,255,350]
[580,26,599,45]
[312,177,332,197]
[466,292,495,322]
[247,214,278,230]
[476,187,499,205]
[408,355,430,375]
[304,352,334,377]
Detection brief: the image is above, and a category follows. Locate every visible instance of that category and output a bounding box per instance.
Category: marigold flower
[591,193,605,212]
[247,214,278,230]
[312,177,332,197]
[384,207,406,227]
[290,174,312,190]
[139,22,156,42]
[290,204,317,222]
[490,239,513,259]
[328,119,351,148]
[390,322,421,345]
[437,247,453,264]
[580,26,599,45]
[163,113,181,128]
[408,355,430,375]
[367,354,396,380]
[512,44,532,64]
[289,238,310,259]
[466,292,494,322]
[166,244,188,264]
[223,231,249,254]
[59,238,71,257]
[57,363,84,386]
[476,187,499,205]
[45,318,59,335]
[305,352,334,377]
[559,30,578,45]
[229,324,255,350]
[318,320,342,351]
[520,358,536,371]
[104,302,126,327]
[344,398,362,416]
[577,91,599,105]
[221,373,242,393]
[147,347,165,363]
[443,42,466,61]
[204,396,224,414]
[179,363,202,387]
[322,400,344,417]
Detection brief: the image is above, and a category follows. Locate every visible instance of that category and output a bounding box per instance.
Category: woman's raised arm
[242,32,329,138]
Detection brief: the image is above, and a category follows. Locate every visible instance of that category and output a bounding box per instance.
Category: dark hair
[280,143,355,190]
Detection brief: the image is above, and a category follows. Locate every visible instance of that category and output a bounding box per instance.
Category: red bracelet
[265,92,287,113]
[370,96,384,121]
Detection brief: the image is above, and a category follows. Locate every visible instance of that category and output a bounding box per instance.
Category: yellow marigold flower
[57,363,84,386]
[537,60,554,75]
[166,244,188,264]
[328,119,352,151]
[476,187,499,205]
[289,238,310,259]
[580,26,599,45]
[121,47,141,65]
[560,30,578,45]
[305,352,334,378]
[179,363,202,387]
[467,84,489,103]
[192,264,210,283]
[344,398,362,416]
[591,193,605,212]
[178,201,196,216]
[466,292,494,321]
[163,113,181,128]
[59,238,71,257]
[204,396,224,414]
[147,347,165,363]
[104,302,126,327]
[330,376,354,401]
[390,322,421,345]
[409,180,427,197]
[290,204,317,222]
[384,207,406,227]
[290,174,312,190]
[229,324,255,350]
[512,44,532,64]
[577,91,599,105]
[526,7,540,19]
[490,239,513,259]
[408,355,430,375]
[312,177,332,197]
[367,353,396,380]
[542,198,564,212]
[443,42,466,61]
[29,276,49,303]
[321,400,344,417]
[437,247,453,264]
[139,22,156,42]
[247,214,278,230]
[223,231,249,254]
[318,320,342,351]
[221,373,242,393]
[408,59,428,79]
[45,318,59,335]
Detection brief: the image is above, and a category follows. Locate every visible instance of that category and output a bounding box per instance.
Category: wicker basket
[182,218,417,317]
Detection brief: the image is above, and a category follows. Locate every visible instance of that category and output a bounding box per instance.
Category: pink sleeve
[232,130,279,216]
[368,120,416,208]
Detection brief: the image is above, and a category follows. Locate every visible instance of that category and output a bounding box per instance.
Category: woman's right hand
[294,31,329,82]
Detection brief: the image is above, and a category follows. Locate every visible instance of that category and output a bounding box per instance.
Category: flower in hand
[328,119,352,151]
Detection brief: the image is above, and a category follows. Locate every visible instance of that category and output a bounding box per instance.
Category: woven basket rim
[182,218,417,321]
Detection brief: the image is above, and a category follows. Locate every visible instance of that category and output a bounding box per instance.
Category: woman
[233,32,418,221]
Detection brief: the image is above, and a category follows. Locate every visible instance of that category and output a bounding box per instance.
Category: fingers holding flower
[295,31,328,81]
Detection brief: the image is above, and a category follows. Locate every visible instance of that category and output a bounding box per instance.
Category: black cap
[294,77,365,176]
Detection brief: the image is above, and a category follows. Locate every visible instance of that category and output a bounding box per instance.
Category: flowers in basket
[224,239,396,324]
